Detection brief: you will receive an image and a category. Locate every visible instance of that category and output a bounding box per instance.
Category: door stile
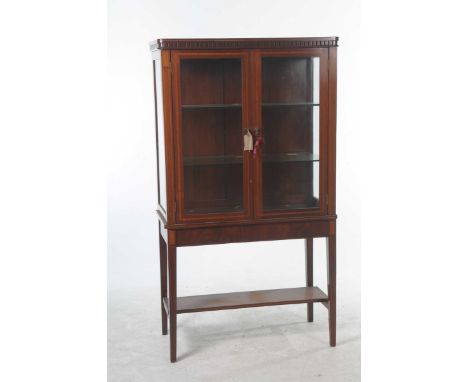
[251,50,263,218]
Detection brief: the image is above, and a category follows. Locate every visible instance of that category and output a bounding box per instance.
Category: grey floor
[108,287,360,382]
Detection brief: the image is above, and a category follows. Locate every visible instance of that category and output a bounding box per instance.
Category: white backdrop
[108,0,360,308]
[3,1,468,381]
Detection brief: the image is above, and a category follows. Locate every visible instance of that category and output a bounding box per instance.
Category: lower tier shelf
[164,286,328,314]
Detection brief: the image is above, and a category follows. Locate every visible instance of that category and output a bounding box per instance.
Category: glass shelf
[263,198,320,211]
[262,102,319,107]
[183,152,319,166]
[264,152,319,163]
[182,104,242,109]
[184,204,243,214]
[182,102,319,109]
[184,155,243,166]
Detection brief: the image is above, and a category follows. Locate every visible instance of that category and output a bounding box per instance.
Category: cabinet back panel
[180,59,241,105]
[262,57,311,103]
[182,109,241,157]
[183,164,243,213]
[263,162,319,210]
[262,106,312,154]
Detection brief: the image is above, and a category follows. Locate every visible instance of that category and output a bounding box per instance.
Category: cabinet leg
[168,244,177,362]
[327,233,337,347]
[159,229,168,335]
[305,238,314,322]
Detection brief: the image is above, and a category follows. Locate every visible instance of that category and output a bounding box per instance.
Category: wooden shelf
[175,286,328,314]
[182,103,242,109]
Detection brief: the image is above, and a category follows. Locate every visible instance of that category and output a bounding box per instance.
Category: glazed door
[172,51,252,223]
[253,49,329,218]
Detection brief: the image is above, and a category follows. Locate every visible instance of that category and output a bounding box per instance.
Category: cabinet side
[153,51,168,220]
[327,47,337,216]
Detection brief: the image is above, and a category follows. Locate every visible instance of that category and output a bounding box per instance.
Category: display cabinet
[150,37,338,362]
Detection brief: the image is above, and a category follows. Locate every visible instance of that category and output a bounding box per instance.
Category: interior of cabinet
[180,58,244,214]
[261,57,320,211]
[178,55,321,215]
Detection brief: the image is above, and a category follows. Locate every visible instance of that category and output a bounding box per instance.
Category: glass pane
[262,56,320,211]
[313,105,320,157]
[154,60,167,212]
[180,58,244,214]
[313,57,320,103]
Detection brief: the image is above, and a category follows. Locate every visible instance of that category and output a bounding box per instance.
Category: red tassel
[252,136,264,158]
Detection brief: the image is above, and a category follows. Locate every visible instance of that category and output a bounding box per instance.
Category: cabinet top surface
[150,37,339,51]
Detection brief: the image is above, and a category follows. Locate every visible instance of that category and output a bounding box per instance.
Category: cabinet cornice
[150,37,339,51]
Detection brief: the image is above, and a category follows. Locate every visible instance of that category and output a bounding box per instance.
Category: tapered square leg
[327,232,336,347]
[168,244,177,362]
[158,228,168,335]
[305,238,314,322]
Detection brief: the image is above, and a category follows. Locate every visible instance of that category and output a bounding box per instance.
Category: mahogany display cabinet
[150,37,338,362]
